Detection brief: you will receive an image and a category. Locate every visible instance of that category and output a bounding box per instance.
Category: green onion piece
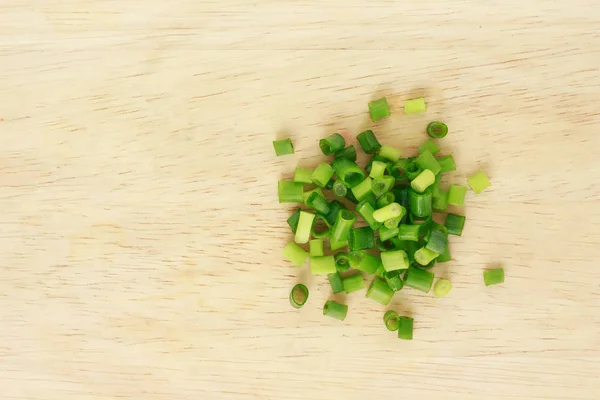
[376,237,394,252]
[327,272,345,294]
[383,310,400,331]
[437,245,451,263]
[373,202,405,223]
[366,155,390,173]
[333,179,348,197]
[311,163,334,188]
[374,263,386,278]
[331,210,357,244]
[334,145,357,162]
[384,216,401,229]
[484,268,505,286]
[408,188,432,217]
[468,171,491,194]
[323,300,348,321]
[323,200,346,226]
[404,98,426,114]
[379,225,399,241]
[310,255,337,275]
[393,185,410,208]
[432,190,449,212]
[356,200,382,230]
[397,316,414,340]
[406,160,423,181]
[325,178,335,190]
[282,241,309,267]
[289,284,309,308]
[369,161,388,179]
[356,130,382,154]
[433,279,452,297]
[372,176,395,197]
[348,251,382,274]
[416,150,441,175]
[351,176,373,202]
[364,192,378,209]
[331,158,365,188]
[366,278,395,306]
[294,211,316,244]
[410,169,436,193]
[345,190,359,204]
[390,159,409,181]
[335,252,350,272]
[273,138,294,156]
[381,249,409,272]
[425,228,448,254]
[448,184,467,206]
[418,139,441,156]
[368,97,391,121]
[303,187,324,205]
[445,213,466,236]
[309,239,325,257]
[405,266,434,293]
[416,259,436,271]
[398,224,420,242]
[311,215,331,239]
[342,273,365,293]
[414,246,439,266]
[384,270,405,291]
[278,181,304,203]
[376,192,395,208]
[329,238,349,251]
[306,191,331,215]
[319,133,346,156]
[293,168,313,183]
[287,208,302,233]
[348,226,374,251]
[379,145,402,163]
[427,121,448,139]
[437,155,456,173]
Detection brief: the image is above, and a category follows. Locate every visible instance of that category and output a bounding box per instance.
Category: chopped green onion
[437,245,451,263]
[372,176,395,197]
[425,228,448,254]
[351,176,373,202]
[416,150,441,174]
[384,270,405,291]
[383,310,400,331]
[303,187,324,205]
[384,216,401,229]
[282,241,309,267]
[405,266,434,293]
[327,272,345,294]
[348,226,374,251]
[331,210,357,244]
[379,145,402,163]
[364,192,378,209]
[319,133,346,156]
[376,192,395,208]
[376,237,395,252]
[381,249,409,272]
[323,300,348,321]
[406,160,423,181]
[356,130,381,154]
[374,263,386,278]
[289,284,309,308]
[342,273,365,293]
[366,278,395,306]
[437,155,456,173]
[333,179,348,197]
[369,97,391,121]
[345,190,359,204]
[390,159,409,180]
[309,239,325,257]
[273,138,294,156]
[468,171,491,194]
[323,200,346,226]
[414,246,439,266]
[432,190,449,212]
[356,200,382,230]
[335,145,357,162]
[331,158,365,188]
[393,185,409,208]
[398,224,420,242]
[404,98,426,114]
[348,251,381,274]
[427,121,448,139]
[408,188,432,217]
[329,238,348,251]
[379,225,399,241]
[325,178,335,190]
[484,268,505,286]
[397,316,414,340]
[287,208,302,233]
[445,213,465,236]
[306,191,331,215]
[418,139,441,156]
[311,163,334,188]
[433,279,452,297]
[293,168,313,183]
[295,211,316,244]
[311,215,330,239]
[410,169,436,193]
[278,181,304,203]
[335,252,350,272]
[373,202,405,223]
[369,160,388,179]
[448,185,467,206]
[310,255,337,275]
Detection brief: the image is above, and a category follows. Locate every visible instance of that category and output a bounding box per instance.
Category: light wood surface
[1,1,600,399]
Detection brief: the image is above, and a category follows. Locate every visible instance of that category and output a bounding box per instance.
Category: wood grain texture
[1,1,599,399]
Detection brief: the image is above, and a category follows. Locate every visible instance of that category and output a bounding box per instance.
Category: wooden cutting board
[1,1,599,399]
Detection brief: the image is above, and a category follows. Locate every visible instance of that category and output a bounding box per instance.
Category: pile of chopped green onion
[276,96,501,340]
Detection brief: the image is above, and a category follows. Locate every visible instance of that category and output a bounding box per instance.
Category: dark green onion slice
[384,270,405,292]
[383,310,400,331]
[319,133,346,156]
[334,145,357,162]
[427,121,448,139]
[289,284,309,308]
[445,213,465,236]
[334,252,350,272]
[348,250,381,274]
[311,163,335,187]
[327,272,345,294]
[404,266,434,293]
[342,273,365,293]
[311,215,331,239]
[356,130,381,154]
[306,191,331,215]
[333,179,348,197]
[348,226,375,251]
[397,316,414,340]
[366,278,395,306]
[287,208,302,233]
[331,158,365,188]
[323,300,348,321]
[356,200,382,230]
